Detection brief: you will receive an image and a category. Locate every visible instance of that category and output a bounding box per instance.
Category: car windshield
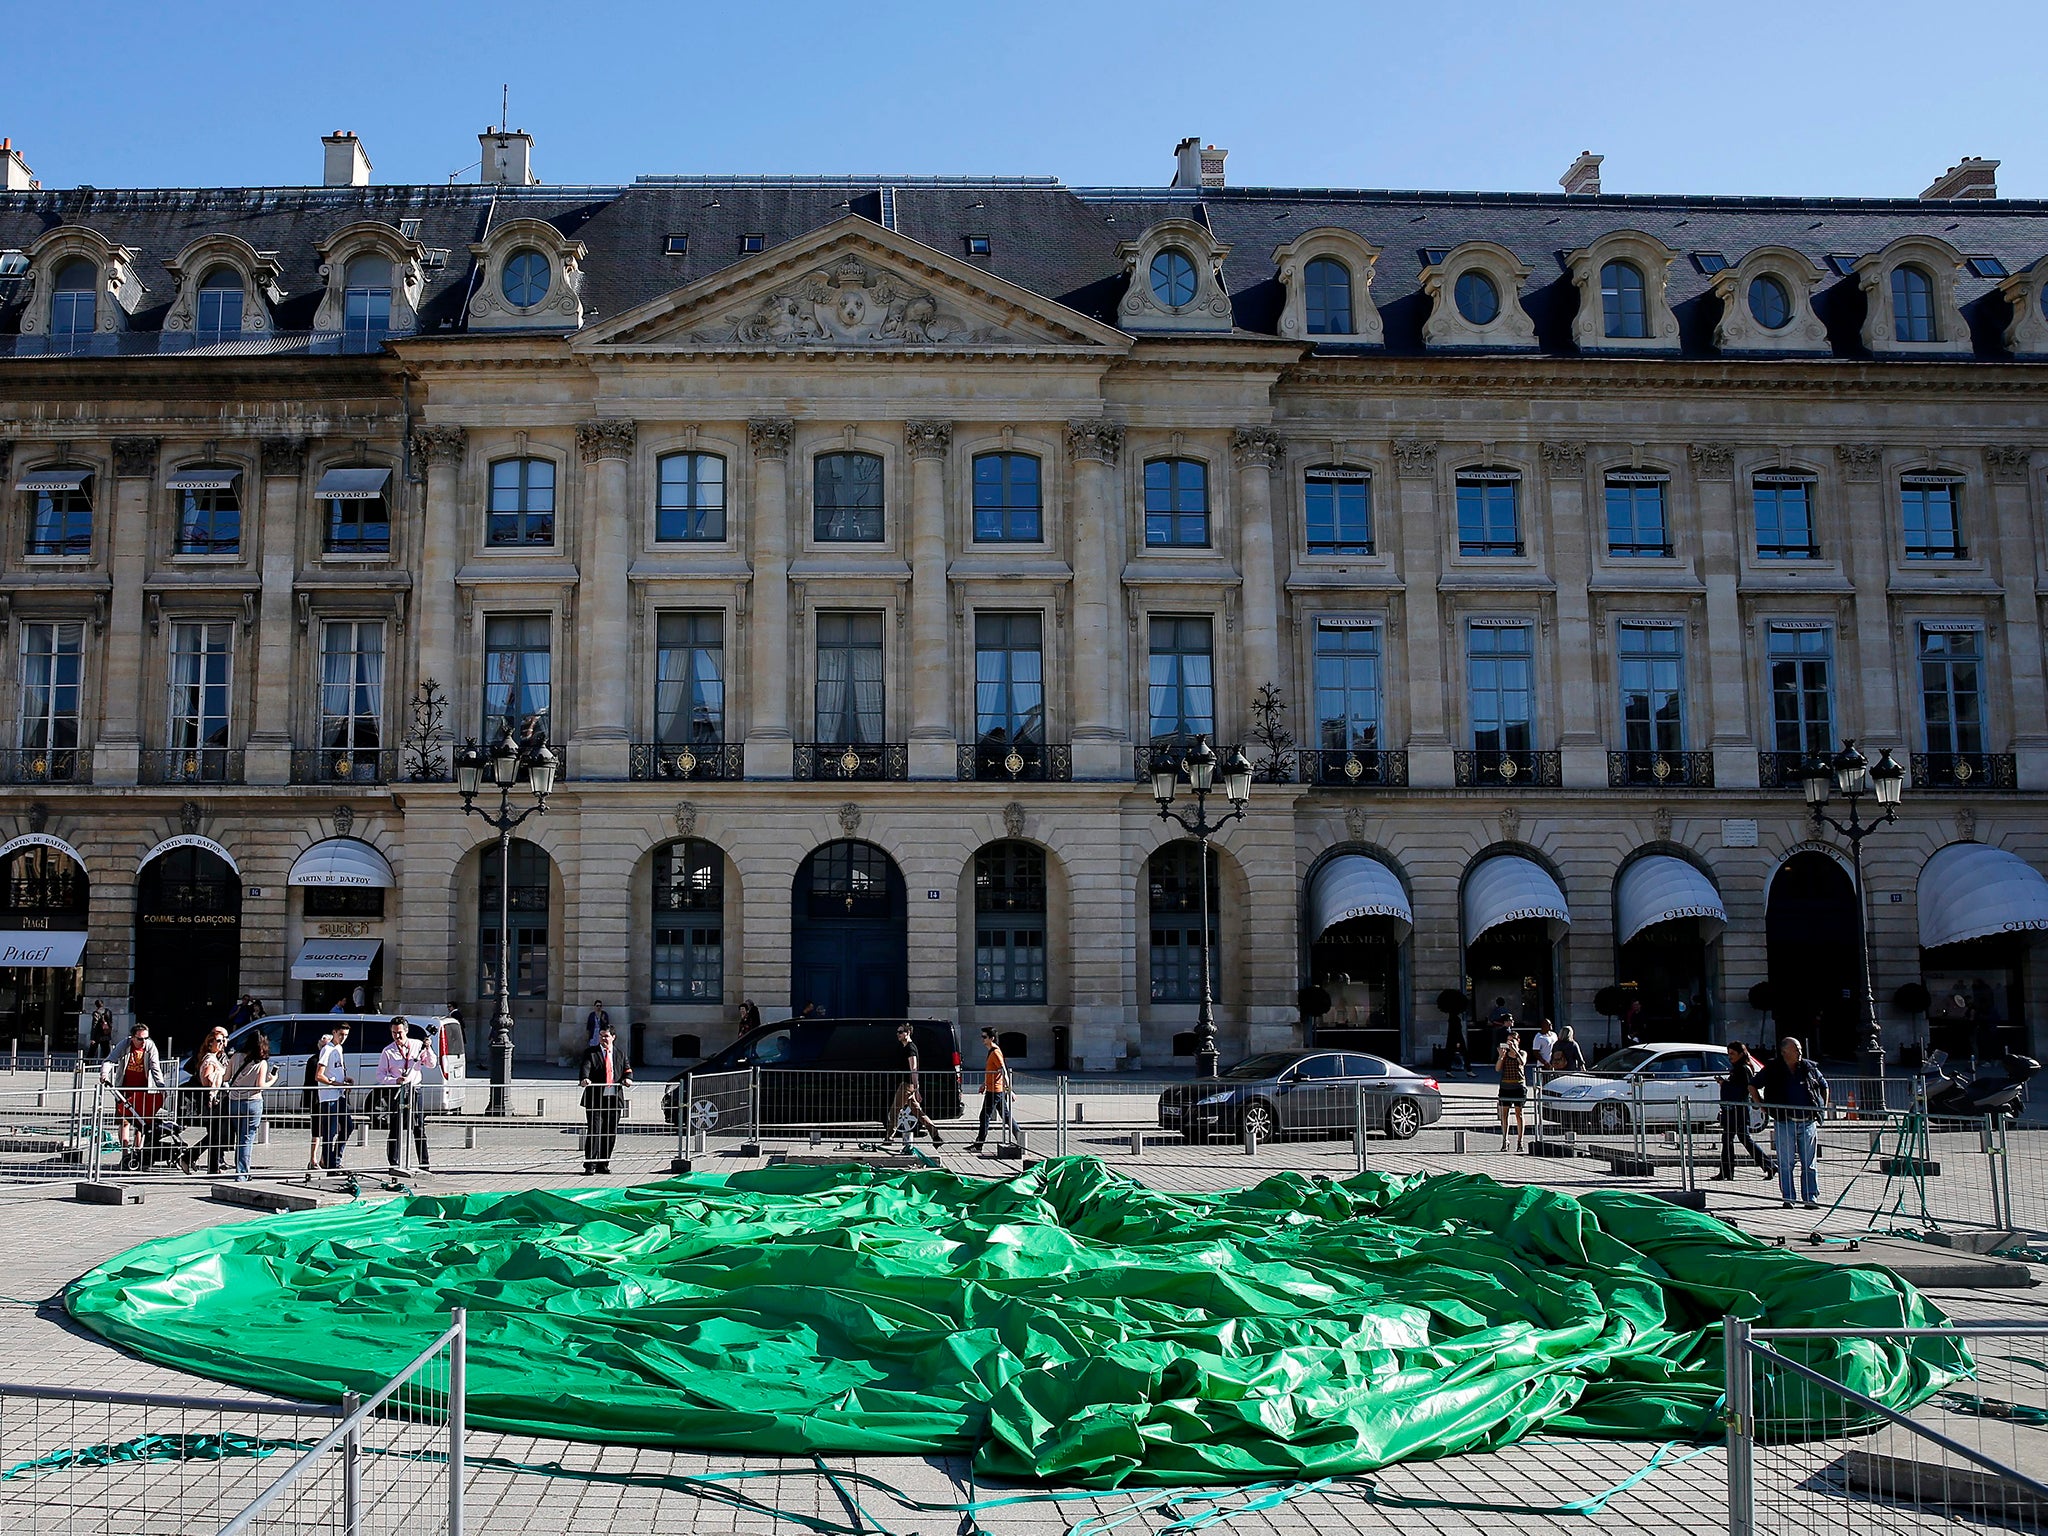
[1590,1046,1657,1074]
[1222,1052,1301,1080]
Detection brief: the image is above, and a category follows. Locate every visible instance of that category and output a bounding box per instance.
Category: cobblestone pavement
[4,1070,2046,1533]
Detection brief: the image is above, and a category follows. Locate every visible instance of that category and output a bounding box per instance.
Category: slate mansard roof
[2,173,2047,359]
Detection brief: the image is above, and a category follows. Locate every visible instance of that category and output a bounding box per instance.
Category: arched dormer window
[18,226,140,346]
[163,235,280,345]
[196,269,243,344]
[1891,265,1937,343]
[343,257,392,351]
[1566,232,1679,352]
[466,217,588,331]
[1710,247,1829,355]
[1275,229,1384,344]
[1305,259,1351,334]
[1419,243,1536,350]
[1853,236,1968,357]
[50,261,96,343]
[1600,261,1647,338]
[1116,218,1233,332]
[311,222,425,347]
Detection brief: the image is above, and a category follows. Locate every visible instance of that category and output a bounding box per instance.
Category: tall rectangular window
[1617,623,1685,758]
[319,471,391,554]
[1902,477,1964,560]
[167,622,233,776]
[172,475,242,556]
[655,613,725,744]
[652,841,722,1003]
[488,458,556,547]
[26,479,93,557]
[1455,471,1521,556]
[974,612,1044,746]
[1144,459,1209,547]
[814,452,884,542]
[1768,626,1834,760]
[19,621,83,762]
[975,843,1047,1005]
[482,615,551,742]
[656,453,726,542]
[1919,627,1985,759]
[1753,474,1818,559]
[478,840,549,1000]
[319,621,384,778]
[1605,473,1671,557]
[972,453,1042,542]
[1313,622,1381,750]
[814,612,884,743]
[1147,616,1214,746]
[1466,623,1534,754]
[1304,468,1373,554]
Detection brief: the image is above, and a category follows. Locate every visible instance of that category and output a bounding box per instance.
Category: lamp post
[1802,741,1906,1071]
[456,728,558,1115]
[1151,737,1253,1079]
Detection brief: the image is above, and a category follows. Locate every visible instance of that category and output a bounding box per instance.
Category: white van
[187,1013,467,1113]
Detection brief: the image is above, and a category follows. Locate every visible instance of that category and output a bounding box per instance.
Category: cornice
[1283,355,2048,400]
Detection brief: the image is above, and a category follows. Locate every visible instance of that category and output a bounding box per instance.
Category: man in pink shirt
[578,1020,632,1175]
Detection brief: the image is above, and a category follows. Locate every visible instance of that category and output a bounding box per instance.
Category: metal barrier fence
[0,1085,99,1186]
[0,1310,465,1535]
[1729,1320,2048,1534]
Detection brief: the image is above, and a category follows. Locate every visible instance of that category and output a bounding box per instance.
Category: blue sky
[11,1,2048,198]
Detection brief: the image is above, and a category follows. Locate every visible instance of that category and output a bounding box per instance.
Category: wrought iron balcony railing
[291,748,395,785]
[140,748,244,785]
[794,742,908,782]
[1757,751,1817,789]
[0,748,88,784]
[630,742,745,782]
[1607,750,1715,789]
[1292,747,1409,788]
[1453,749,1561,789]
[957,741,1073,782]
[1911,752,2018,792]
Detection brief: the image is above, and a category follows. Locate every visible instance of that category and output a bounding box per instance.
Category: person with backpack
[1755,1036,1830,1210]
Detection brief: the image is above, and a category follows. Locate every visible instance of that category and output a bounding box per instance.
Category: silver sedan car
[1158,1049,1445,1143]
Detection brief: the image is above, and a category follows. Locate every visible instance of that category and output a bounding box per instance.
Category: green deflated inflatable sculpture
[67,1157,1963,1486]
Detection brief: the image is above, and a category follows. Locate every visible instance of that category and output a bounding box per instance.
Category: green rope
[4,1431,315,1480]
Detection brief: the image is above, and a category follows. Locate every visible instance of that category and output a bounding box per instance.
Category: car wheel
[1384,1097,1422,1141]
[1239,1100,1277,1145]
[1594,1100,1631,1136]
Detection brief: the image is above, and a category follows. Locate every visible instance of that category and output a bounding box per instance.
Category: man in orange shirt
[966,1026,1021,1152]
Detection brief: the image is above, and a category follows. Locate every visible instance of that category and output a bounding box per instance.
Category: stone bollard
[1130,1128,1142,1157]
[1454,1130,1467,1154]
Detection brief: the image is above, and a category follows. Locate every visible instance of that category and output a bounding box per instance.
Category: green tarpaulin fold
[65,1158,1964,1486]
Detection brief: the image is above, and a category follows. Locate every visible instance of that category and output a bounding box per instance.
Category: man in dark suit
[578,1020,632,1174]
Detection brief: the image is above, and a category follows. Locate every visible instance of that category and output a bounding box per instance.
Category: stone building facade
[2,134,2047,1068]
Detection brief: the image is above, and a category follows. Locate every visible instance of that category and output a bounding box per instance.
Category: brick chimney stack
[1559,151,1603,197]
[1921,157,1999,200]
[1171,135,1227,191]
[322,131,372,188]
[1,139,39,193]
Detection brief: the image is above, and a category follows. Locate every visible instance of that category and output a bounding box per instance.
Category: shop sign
[316,921,375,938]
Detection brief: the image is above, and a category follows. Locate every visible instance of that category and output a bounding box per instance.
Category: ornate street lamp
[457,726,557,1114]
[1803,740,1906,1068]
[1151,737,1254,1079]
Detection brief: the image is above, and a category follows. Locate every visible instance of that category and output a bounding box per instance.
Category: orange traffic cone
[1844,1089,1859,1122]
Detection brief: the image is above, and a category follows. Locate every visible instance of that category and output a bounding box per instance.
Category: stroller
[116,1091,201,1172]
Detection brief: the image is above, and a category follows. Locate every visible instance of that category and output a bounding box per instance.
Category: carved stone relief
[706,257,965,345]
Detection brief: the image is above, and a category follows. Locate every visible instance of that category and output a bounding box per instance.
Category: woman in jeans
[185,1027,231,1175]
[226,1032,277,1181]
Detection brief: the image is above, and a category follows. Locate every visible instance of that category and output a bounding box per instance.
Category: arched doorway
[476,838,553,1062]
[135,839,241,1040]
[1765,851,1859,1059]
[288,838,394,1014]
[791,840,906,1017]
[0,835,89,1047]
[1302,850,1410,1060]
[1614,853,1726,1040]
[1462,851,1570,1045]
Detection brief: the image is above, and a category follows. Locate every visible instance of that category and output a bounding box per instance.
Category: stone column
[92,437,158,784]
[1541,441,1603,787]
[1835,444,1903,744]
[744,419,794,779]
[1987,448,2047,787]
[573,420,635,780]
[1065,421,1125,780]
[1392,439,1451,788]
[411,426,468,745]
[243,438,305,786]
[905,420,955,778]
[1231,429,1283,730]
[1690,443,1758,787]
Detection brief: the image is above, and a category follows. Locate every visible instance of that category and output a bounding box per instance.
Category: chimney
[1170,135,1227,191]
[1921,156,1999,200]
[1560,150,1603,197]
[323,131,371,188]
[0,138,38,192]
[480,128,537,186]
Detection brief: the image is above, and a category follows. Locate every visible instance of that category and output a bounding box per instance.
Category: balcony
[1454,749,1561,789]
[1911,752,2017,792]
[1292,747,1410,788]
[630,742,745,782]
[140,748,244,785]
[794,742,908,781]
[957,741,1073,783]
[1606,750,1715,789]
[0,748,89,785]
[291,748,395,785]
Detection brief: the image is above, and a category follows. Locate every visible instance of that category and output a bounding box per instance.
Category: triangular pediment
[574,216,1128,354]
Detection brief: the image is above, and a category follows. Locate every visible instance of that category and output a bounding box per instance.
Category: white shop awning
[290,939,382,981]
[0,930,86,968]
[1307,854,1413,943]
[14,468,90,492]
[314,468,391,500]
[1919,843,2048,949]
[1464,855,1571,943]
[288,839,394,889]
[1617,855,1728,945]
[164,469,241,492]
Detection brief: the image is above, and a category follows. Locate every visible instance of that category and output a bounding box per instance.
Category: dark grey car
[1157,1050,1445,1143]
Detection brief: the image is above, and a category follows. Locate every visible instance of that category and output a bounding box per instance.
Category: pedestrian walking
[585,1000,612,1049]
[1551,1024,1587,1074]
[577,1020,631,1174]
[966,1027,1021,1152]
[1486,996,1516,1054]
[87,1001,114,1064]
[314,1022,353,1172]
[1713,1041,1776,1181]
[185,1025,231,1176]
[1531,1019,1558,1070]
[377,1018,431,1172]
[102,1024,164,1170]
[884,1023,942,1146]
[226,1031,276,1181]
[1755,1035,1829,1210]
[1495,1032,1528,1151]
[738,999,763,1035]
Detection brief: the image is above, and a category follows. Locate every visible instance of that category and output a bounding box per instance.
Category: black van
[662,1018,963,1128]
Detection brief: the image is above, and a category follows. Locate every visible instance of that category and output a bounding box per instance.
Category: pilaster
[1541,440,1603,786]
[744,419,794,779]
[1066,421,1126,780]
[572,419,635,780]
[1987,446,2047,785]
[1835,444,1903,744]
[905,420,955,778]
[92,436,157,784]
[244,437,305,785]
[411,426,467,745]
[1231,428,1283,726]
[1689,442,1758,787]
